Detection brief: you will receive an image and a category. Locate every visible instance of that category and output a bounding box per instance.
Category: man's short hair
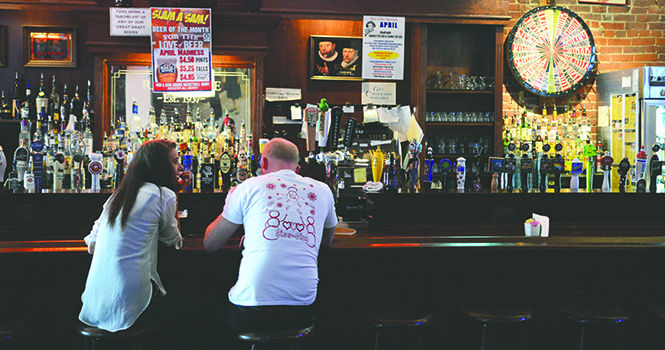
[263,138,299,164]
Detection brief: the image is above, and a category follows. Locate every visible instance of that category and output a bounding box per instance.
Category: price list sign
[151,7,212,92]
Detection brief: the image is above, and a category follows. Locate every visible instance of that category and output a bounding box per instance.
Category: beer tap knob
[456,157,466,193]
[649,144,662,193]
[540,144,551,193]
[505,153,516,193]
[601,153,614,192]
[424,147,434,192]
[570,157,583,192]
[617,157,631,193]
[88,153,103,192]
[439,158,452,193]
[520,152,532,193]
[635,146,648,193]
[488,157,504,193]
[583,141,598,193]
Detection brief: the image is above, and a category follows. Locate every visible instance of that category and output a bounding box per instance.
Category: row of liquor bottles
[502,103,595,172]
[3,93,257,193]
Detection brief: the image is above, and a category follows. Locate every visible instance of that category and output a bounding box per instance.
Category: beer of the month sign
[151,8,212,92]
[505,6,597,97]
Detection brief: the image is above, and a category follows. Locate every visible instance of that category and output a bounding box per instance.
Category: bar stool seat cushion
[463,306,533,324]
[0,320,26,341]
[362,311,432,328]
[237,325,315,343]
[560,304,630,324]
[77,323,157,341]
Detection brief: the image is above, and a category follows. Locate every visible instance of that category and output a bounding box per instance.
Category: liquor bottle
[11,72,21,119]
[49,76,60,129]
[382,152,398,193]
[23,157,35,193]
[35,73,49,116]
[81,106,94,154]
[128,99,141,134]
[18,104,31,150]
[86,80,94,130]
[23,85,35,123]
[60,84,70,131]
[0,91,11,119]
[70,85,83,122]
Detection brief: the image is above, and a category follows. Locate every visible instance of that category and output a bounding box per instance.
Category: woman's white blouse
[79,183,182,332]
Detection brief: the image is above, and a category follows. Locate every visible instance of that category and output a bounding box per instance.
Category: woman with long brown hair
[79,139,190,332]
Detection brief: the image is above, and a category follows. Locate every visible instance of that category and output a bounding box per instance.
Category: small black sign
[200,163,217,192]
[488,157,504,173]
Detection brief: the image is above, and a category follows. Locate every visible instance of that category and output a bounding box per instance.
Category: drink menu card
[151,7,212,92]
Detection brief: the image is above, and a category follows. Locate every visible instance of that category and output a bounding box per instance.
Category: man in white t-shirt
[204,138,338,332]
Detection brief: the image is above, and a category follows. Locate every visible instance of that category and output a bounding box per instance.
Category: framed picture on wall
[309,35,363,81]
[578,0,626,4]
[0,26,7,67]
[23,26,76,68]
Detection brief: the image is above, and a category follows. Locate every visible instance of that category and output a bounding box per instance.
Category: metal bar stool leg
[416,328,424,350]
[480,323,487,350]
[374,328,381,350]
[578,325,585,350]
[519,323,528,350]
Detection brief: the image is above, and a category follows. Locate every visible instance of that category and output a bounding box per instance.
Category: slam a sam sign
[151,8,212,92]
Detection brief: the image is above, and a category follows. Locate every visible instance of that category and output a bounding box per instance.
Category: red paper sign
[151,7,212,92]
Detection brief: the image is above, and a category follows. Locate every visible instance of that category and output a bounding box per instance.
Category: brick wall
[503,0,665,141]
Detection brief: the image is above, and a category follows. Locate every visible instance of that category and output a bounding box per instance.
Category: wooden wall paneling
[260,0,510,18]
[411,23,427,190]
[493,25,504,157]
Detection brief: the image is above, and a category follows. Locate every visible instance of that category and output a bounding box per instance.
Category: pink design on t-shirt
[280,183,287,188]
[262,210,281,240]
[261,210,317,248]
[307,192,317,201]
[266,183,276,190]
[287,185,299,200]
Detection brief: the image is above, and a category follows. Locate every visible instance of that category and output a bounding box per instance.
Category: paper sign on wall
[361,82,396,105]
[110,8,150,36]
[362,15,405,80]
[266,87,302,102]
[151,7,212,92]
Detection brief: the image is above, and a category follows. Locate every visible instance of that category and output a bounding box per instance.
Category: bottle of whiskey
[70,85,83,123]
[60,84,70,131]
[35,73,49,116]
[49,76,61,134]
[11,72,21,120]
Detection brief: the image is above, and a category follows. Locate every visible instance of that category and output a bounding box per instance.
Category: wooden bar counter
[2,191,665,349]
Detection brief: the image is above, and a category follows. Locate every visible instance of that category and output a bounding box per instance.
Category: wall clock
[505,6,597,97]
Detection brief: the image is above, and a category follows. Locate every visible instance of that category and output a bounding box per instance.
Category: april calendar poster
[151,8,212,92]
[362,15,405,80]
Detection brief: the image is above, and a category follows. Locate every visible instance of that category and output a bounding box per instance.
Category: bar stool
[361,310,432,350]
[77,323,157,350]
[0,320,26,343]
[462,306,533,350]
[559,304,630,350]
[237,324,314,350]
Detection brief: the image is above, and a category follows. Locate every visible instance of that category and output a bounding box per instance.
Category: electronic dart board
[505,6,597,97]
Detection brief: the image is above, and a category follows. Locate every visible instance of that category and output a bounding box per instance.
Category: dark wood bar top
[4,234,665,253]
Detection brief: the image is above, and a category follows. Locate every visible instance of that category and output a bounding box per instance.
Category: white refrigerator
[598,66,665,192]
